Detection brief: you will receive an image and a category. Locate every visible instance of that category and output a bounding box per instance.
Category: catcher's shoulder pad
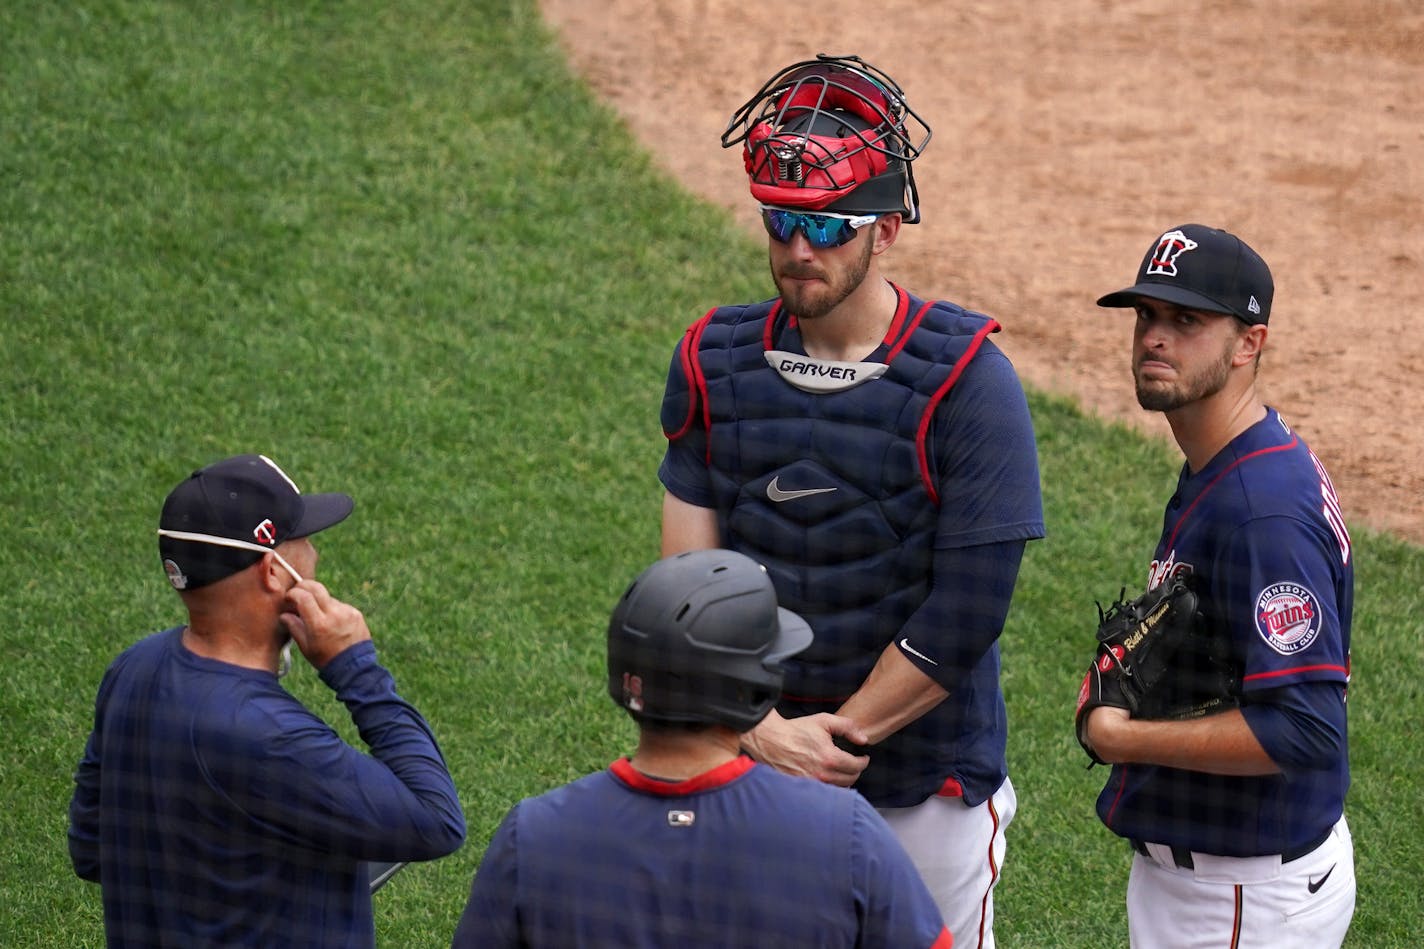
[662,311,716,441]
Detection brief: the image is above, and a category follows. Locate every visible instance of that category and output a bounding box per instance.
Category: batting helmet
[722,53,932,221]
[607,549,814,732]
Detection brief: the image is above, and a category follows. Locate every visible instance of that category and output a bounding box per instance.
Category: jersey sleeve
[450,805,522,948]
[199,641,466,863]
[1214,515,1350,692]
[929,345,1046,549]
[851,796,951,948]
[66,729,102,881]
[66,661,119,882]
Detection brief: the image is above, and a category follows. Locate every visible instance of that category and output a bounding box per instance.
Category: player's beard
[1134,334,1237,412]
[770,234,875,320]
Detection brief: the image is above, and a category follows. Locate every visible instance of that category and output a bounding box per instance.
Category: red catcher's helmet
[722,54,932,222]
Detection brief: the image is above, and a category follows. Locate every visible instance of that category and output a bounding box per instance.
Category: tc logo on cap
[1145,230,1199,277]
[253,518,278,546]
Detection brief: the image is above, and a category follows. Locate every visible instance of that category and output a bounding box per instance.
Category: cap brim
[290,492,354,539]
[1096,282,1236,315]
[765,606,815,664]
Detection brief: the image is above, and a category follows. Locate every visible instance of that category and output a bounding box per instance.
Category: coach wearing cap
[67,454,465,948]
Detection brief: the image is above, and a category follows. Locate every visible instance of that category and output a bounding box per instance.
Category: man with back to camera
[1078,225,1355,947]
[452,548,951,948]
[657,54,1045,945]
[67,453,466,947]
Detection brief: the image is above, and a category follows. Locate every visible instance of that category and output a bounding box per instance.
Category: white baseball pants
[877,776,1017,949]
[1125,814,1355,948]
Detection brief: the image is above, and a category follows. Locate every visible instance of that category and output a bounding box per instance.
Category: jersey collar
[609,755,756,796]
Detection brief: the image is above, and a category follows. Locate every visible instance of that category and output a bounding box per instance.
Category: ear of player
[1074,578,1204,766]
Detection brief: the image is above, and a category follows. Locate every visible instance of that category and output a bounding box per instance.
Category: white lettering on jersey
[1309,449,1352,566]
[1147,550,1194,590]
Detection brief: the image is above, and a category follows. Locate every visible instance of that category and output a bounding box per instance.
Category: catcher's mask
[722,54,932,222]
[607,549,813,733]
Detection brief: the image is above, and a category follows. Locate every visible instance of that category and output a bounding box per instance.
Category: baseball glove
[1074,578,1201,765]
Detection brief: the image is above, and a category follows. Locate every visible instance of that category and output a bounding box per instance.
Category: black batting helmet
[607,549,814,733]
[722,53,932,221]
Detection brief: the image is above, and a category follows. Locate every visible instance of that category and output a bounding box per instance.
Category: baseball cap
[157,454,353,590]
[1096,223,1273,325]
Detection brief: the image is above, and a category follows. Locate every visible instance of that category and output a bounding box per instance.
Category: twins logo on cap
[1145,229,1199,278]
[1255,582,1322,655]
[253,518,278,546]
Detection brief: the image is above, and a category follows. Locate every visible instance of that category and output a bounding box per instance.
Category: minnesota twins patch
[1254,582,1322,655]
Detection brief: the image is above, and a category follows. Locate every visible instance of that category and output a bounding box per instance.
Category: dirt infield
[541,0,1424,543]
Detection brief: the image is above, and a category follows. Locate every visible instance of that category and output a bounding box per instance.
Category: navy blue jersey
[1097,409,1353,856]
[451,756,950,949]
[68,628,465,948]
[660,286,1045,806]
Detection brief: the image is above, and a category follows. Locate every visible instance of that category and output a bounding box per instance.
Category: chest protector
[664,290,999,701]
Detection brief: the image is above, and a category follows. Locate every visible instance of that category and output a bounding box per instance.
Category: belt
[1130,826,1332,869]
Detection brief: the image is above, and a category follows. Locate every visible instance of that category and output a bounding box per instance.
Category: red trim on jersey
[936,776,965,797]
[1163,436,1298,552]
[1243,663,1348,684]
[916,318,1001,504]
[760,298,787,350]
[1103,764,1131,827]
[881,286,918,359]
[609,755,755,796]
[927,928,953,949]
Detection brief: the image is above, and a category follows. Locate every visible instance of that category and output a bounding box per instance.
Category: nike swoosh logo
[766,476,838,503]
[1308,864,1336,894]
[900,638,939,666]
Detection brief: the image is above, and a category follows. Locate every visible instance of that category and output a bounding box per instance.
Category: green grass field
[3,1,1421,945]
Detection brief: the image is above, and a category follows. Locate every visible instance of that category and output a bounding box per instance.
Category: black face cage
[722,54,928,157]
[721,54,932,218]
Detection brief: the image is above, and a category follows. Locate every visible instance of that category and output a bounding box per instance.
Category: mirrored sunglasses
[758,204,877,249]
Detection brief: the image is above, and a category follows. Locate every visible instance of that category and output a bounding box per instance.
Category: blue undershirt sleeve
[1240,681,1347,776]
[891,347,1041,690]
[893,539,1027,691]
